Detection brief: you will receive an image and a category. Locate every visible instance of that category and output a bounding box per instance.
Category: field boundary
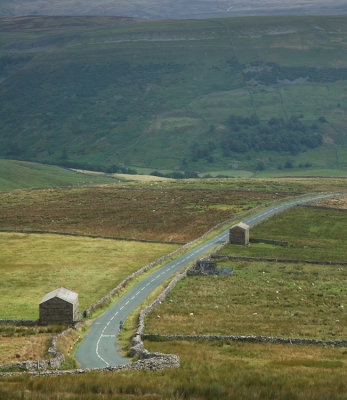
[0,229,186,245]
[249,237,289,246]
[300,204,347,212]
[212,254,347,266]
[142,334,347,347]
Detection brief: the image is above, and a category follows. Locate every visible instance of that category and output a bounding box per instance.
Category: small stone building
[188,259,218,276]
[39,287,78,325]
[229,222,250,245]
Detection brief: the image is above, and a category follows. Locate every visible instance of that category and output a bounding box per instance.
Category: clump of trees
[244,62,347,84]
[150,170,198,179]
[221,114,323,156]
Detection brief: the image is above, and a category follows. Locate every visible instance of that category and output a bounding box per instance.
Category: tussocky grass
[0,340,346,399]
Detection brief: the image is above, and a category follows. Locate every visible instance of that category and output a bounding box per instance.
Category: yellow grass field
[0,232,178,320]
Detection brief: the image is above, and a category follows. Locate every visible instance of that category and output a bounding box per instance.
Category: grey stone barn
[39,287,78,325]
[229,222,250,245]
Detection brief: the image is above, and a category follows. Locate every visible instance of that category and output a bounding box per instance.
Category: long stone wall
[249,238,289,246]
[300,204,347,212]
[0,228,186,245]
[142,334,347,347]
[0,320,38,326]
[212,254,347,266]
[0,356,180,378]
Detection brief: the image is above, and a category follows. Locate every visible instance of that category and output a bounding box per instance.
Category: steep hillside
[0,16,346,174]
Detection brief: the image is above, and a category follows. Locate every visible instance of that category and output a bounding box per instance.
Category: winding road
[75,194,333,368]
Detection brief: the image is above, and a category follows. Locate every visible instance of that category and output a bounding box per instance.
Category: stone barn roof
[234,222,249,230]
[40,287,78,305]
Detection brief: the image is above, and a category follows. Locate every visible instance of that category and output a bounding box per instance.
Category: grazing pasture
[0,233,178,320]
[219,205,347,261]
[145,261,346,340]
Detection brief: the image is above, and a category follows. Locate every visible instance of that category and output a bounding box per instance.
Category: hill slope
[1,1,347,19]
[0,16,346,174]
[0,159,120,190]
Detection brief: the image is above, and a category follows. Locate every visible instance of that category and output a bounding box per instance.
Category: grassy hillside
[1,0,347,18]
[0,15,347,175]
[0,159,120,190]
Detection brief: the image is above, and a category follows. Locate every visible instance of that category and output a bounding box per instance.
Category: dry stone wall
[249,238,288,246]
[0,356,180,378]
[0,229,185,245]
[142,334,347,347]
[0,324,77,372]
[0,320,38,326]
[301,204,347,212]
[212,254,347,266]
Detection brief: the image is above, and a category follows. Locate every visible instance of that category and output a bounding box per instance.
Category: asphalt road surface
[75,194,332,368]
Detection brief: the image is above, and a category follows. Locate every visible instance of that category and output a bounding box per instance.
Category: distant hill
[0,159,120,190]
[0,15,346,175]
[1,1,347,18]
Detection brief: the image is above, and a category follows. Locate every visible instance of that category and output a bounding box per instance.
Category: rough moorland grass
[0,233,178,320]
[218,205,347,261]
[145,261,346,340]
[136,176,347,193]
[0,187,285,242]
[0,341,346,400]
[313,195,347,209]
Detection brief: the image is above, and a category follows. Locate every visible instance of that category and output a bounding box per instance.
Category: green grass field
[0,232,178,319]
[0,16,346,174]
[145,261,346,340]
[219,205,347,261]
[0,159,120,190]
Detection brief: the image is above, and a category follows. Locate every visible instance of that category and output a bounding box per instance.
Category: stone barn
[229,222,250,245]
[39,287,78,325]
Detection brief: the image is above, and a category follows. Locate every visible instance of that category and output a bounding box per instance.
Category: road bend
[75,194,333,368]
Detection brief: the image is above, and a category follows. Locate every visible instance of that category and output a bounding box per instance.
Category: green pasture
[145,261,346,340]
[0,233,178,320]
[219,206,347,261]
